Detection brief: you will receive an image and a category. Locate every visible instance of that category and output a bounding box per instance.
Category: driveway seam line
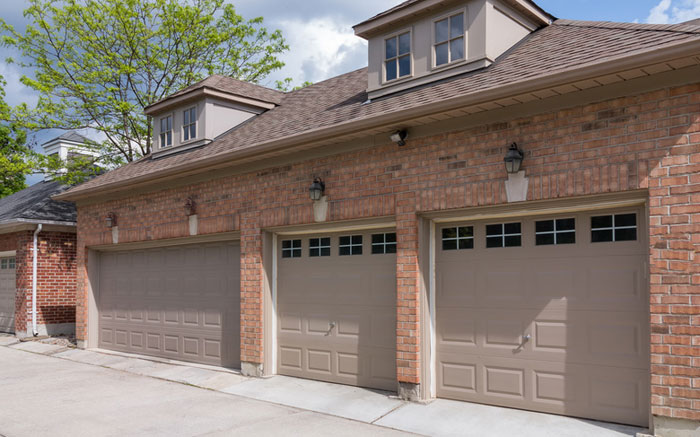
[370,402,409,425]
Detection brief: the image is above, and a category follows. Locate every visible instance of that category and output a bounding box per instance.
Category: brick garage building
[57,1,700,435]
[0,181,77,337]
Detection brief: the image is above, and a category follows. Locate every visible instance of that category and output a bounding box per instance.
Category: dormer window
[159,115,173,148]
[384,30,411,82]
[434,12,465,68]
[183,107,197,142]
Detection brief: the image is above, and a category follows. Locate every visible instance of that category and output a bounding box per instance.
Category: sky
[0,0,699,184]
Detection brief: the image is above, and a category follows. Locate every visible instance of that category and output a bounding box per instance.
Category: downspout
[32,224,42,336]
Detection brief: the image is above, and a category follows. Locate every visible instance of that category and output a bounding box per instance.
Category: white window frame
[0,257,15,269]
[339,235,363,256]
[159,114,173,149]
[431,8,467,70]
[441,226,474,251]
[281,239,302,258]
[182,106,197,143]
[591,213,638,243]
[371,232,397,254]
[382,27,413,84]
[309,237,331,257]
[535,218,576,246]
[485,222,522,248]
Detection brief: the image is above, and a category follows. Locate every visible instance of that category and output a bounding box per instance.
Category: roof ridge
[209,74,285,95]
[554,19,700,35]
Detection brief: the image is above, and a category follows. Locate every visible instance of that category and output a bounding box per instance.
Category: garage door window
[486,223,521,248]
[591,213,637,242]
[372,233,397,254]
[339,235,363,256]
[282,240,302,258]
[535,218,576,246]
[442,226,474,250]
[0,258,13,269]
[309,237,331,257]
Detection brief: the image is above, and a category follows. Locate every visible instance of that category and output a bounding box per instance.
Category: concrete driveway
[0,336,646,437]
[0,345,410,437]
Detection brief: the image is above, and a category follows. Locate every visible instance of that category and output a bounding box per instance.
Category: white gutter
[32,224,42,336]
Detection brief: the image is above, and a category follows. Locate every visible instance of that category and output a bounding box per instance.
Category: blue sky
[0,0,698,184]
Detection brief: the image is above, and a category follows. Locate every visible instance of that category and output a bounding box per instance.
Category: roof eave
[144,87,278,116]
[56,36,700,202]
[354,0,552,39]
[0,219,77,234]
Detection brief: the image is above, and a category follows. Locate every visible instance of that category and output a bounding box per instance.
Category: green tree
[275,78,313,92]
[0,75,33,198]
[0,0,290,178]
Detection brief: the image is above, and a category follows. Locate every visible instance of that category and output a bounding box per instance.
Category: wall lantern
[105,212,117,228]
[504,142,524,174]
[184,197,196,216]
[309,177,325,201]
[390,130,408,147]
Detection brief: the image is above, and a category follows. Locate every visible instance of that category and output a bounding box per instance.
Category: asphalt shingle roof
[54,131,90,144]
[0,181,76,224]
[64,19,700,197]
[146,75,284,110]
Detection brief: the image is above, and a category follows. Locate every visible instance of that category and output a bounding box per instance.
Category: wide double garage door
[277,229,397,391]
[436,208,649,426]
[98,241,240,367]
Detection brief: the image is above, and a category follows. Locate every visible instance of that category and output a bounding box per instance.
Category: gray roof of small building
[44,131,90,146]
[0,180,76,224]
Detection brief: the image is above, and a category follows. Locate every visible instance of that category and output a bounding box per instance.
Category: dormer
[42,131,97,180]
[145,75,284,158]
[354,0,552,99]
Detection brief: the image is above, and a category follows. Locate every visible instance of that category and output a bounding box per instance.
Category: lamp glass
[504,144,523,174]
[309,179,324,201]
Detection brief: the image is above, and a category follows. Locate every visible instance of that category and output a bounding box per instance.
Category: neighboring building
[0,132,86,337]
[56,1,700,435]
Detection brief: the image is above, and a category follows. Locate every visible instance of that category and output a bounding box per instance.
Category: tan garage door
[436,208,649,426]
[0,256,16,333]
[98,241,240,368]
[277,229,396,391]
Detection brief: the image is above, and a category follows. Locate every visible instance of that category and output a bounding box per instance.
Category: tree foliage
[0,75,33,198]
[0,0,290,176]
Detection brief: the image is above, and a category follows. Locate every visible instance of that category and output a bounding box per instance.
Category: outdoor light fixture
[184,197,196,216]
[504,142,524,174]
[309,177,325,201]
[105,212,117,228]
[390,130,408,147]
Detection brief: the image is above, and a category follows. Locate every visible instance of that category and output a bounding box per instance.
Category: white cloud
[646,0,700,24]
[264,16,368,87]
[0,62,38,108]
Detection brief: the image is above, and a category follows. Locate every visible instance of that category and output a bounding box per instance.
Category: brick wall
[0,232,17,252]
[75,82,700,418]
[6,230,77,333]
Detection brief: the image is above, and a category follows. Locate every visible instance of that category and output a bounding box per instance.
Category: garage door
[436,208,649,426]
[277,229,396,391]
[98,241,240,368]
[0,256,16,333]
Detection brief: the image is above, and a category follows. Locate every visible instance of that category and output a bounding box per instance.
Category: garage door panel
[436,209,648,426]
[436,266,477,307]
[277,230,396,391]
[440,308,647,368]
[98,242,240,368]
[439,356,648,426]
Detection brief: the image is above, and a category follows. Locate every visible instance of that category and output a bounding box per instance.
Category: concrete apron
[0,334,646,437]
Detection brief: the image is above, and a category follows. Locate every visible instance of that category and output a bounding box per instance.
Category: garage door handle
[325,321,336,336]
[522,334,531,342]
